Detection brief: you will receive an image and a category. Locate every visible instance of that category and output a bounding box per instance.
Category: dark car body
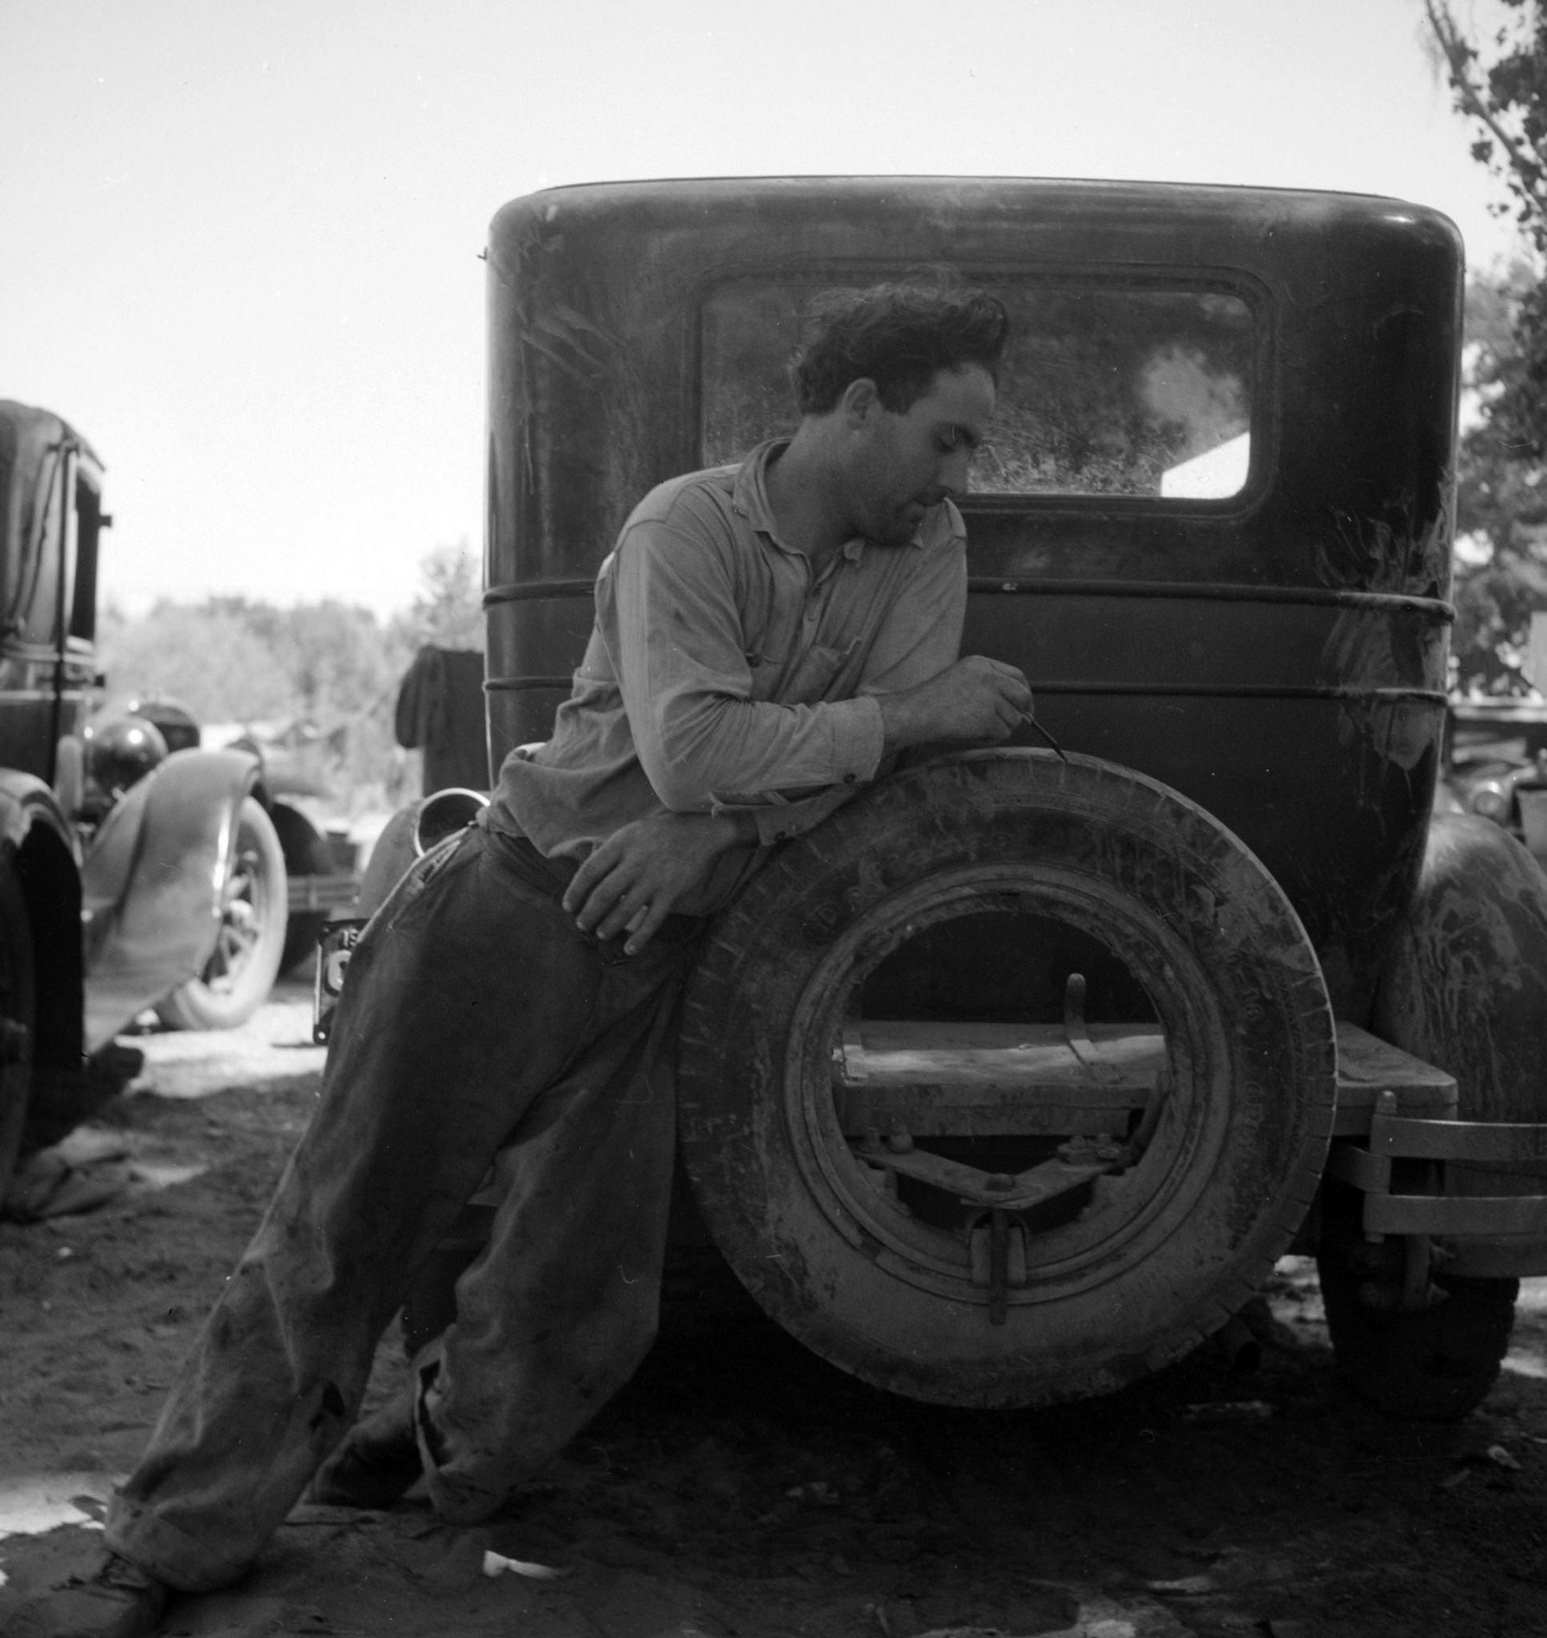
[361,177,1547,1417]
[486,178,1456,1022]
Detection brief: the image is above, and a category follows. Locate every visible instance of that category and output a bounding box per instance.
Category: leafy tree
[397,540,484,652]
[97,601,296,722]
[1425,1,1547,692]
[215,596,410,727]
[1425,2,1547,250]
[1425,0,1547,453]
[94,542,489,813]
[1451,269,1547,694]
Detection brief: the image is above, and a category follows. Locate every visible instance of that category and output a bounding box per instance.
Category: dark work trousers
[105,820,700,1591]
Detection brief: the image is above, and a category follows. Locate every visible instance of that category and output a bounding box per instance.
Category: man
[15,283,1030,1638]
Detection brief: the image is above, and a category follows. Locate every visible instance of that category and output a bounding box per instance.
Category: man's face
[846,364,997,547]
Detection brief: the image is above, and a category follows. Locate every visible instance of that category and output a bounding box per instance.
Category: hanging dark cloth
[395,646,488,794]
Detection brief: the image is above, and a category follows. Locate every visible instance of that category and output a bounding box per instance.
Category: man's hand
[878,655,1033,751]
[563,811,746,953]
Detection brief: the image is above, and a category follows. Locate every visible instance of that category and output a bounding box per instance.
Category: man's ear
[840,378,882,426]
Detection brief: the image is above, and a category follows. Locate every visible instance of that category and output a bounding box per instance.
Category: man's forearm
[638,691,884,813]
[877,657,1034,754]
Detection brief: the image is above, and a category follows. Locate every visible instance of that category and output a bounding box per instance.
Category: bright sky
[0,0,1531,619]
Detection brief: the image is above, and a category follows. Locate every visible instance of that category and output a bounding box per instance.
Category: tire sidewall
[680,751,1337,1406]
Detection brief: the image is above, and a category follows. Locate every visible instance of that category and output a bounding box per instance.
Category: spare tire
[678,750,1337,1408]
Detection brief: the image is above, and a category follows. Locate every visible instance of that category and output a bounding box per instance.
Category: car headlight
[1471,783,1511,822]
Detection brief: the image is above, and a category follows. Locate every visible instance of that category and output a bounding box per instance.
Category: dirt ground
[2,983,1547,1638]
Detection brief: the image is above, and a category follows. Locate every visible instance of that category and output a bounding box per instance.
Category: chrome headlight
[1470,782,1511,822]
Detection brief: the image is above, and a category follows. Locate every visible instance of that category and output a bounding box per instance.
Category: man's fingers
[578,862,674,942]
[597,881,672,947]
[569,865,638,933]
[562,843,618,917]
[965,654,1030,691]
[561,869,590,917]
[959,656,1032,720]
[565,811,731,949]
[623,900,668,955]
[591,878,649,940]
[993,671,1033,711]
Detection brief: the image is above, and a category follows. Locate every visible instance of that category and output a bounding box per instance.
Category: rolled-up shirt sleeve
[598,495,966,836]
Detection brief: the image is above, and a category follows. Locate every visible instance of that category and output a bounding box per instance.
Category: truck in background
[0,399,356,1205]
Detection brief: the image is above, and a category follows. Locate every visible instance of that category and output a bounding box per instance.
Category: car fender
[82,746,260,1051]
[262,790,359,909]
[0,768,77,859]
[264,794,332,874]
[0,769,74,858]
[1375,812,1547,1125]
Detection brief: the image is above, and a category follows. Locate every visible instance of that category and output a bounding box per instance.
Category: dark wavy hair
[790,283,1010,416]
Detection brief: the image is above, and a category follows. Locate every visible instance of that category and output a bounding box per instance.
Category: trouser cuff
[104,1491,252,1594]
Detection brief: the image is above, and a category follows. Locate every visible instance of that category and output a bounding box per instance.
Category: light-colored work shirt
[488,437,967,913]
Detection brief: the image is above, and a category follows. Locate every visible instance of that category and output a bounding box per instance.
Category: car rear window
[700,278,1257,503]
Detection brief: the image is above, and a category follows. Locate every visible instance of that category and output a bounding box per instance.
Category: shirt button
[843,773,857,785]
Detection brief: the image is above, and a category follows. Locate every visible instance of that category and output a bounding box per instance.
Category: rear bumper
[1330,1023,1547,1276]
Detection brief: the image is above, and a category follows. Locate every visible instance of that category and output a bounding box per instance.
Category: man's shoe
[306,1389,424,1509]
[5,1551,168,1638]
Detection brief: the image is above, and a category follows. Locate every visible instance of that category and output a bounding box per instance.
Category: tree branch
[1424,0,1547,220]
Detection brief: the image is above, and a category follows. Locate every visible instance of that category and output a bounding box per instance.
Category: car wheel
[1316,1179,1517,1421]
[678,750,1339,1408]
[270,806,340,975]
[1336,811,1547,1419]
[156,796,287,1031]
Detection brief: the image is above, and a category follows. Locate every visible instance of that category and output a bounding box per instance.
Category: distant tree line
[97,542,484,814]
